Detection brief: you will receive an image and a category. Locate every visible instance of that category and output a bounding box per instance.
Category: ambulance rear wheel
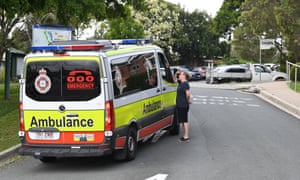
[169,108,179,135]
[113,127,137,161]
[126,127,137,160]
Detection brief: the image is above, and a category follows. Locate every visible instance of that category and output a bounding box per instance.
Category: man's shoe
[179,137,190,142]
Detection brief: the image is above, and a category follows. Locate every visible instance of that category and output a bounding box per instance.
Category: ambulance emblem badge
[35,68,51,94]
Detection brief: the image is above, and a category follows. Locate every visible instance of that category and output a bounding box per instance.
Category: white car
[250,64,287,81]
[206,65,252,83]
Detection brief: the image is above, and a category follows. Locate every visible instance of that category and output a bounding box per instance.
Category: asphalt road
[1,87,300,180]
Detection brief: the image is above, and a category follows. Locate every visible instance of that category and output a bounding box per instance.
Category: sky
[165,0,224,17]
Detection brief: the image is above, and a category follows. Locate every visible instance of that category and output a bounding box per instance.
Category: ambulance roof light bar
[30,39,150,52]
[30,40,112,52]
[30,44,107,52]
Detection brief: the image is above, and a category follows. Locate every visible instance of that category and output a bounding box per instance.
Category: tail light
[105,100,115,136]
[19,103,25,137]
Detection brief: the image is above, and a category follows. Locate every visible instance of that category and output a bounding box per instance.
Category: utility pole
[4,49,11,100]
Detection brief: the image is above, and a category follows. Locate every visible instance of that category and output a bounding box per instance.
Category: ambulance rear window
[25,60,101,101]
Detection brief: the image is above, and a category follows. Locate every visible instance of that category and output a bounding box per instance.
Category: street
[1,87,300,180]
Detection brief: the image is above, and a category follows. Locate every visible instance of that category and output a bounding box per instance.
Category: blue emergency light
[113,39,150,44]
[121,39,150,44]
[30,39,150,51]
[31,45,65,51]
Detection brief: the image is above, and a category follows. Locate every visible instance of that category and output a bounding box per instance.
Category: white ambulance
[18,39,178,162]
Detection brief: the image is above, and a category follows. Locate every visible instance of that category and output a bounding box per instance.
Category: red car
[193,66,207,80]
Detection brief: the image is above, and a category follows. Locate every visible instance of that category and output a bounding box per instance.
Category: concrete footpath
[1,81,299,161]
[256,81,300,119]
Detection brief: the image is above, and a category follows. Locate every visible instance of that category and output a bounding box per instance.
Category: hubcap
[128,136,134,152]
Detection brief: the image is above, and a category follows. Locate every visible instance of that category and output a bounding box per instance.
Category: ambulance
[18,39,179,162]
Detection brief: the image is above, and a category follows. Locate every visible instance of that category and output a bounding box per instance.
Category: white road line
[247,104,260,107]
[146,174,168,180]
[192,94,259,108]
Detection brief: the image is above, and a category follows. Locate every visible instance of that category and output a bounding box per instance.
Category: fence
[286,61,300,91]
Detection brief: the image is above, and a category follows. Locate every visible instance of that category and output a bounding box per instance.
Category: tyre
[169,109,179,135]
[113,127,137,161]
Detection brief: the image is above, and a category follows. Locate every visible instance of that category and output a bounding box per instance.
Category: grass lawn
[0,83,19,152]
[289,81,300,93]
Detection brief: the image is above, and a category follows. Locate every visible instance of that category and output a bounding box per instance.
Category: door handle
[66,114,79,118]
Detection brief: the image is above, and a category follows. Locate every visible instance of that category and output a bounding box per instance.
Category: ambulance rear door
[22,56,106,145]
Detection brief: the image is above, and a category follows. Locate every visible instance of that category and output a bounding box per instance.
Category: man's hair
[182,71,191,80]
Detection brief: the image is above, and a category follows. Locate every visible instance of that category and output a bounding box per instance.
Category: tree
[133,0,181,63]
[232,0,281,64]
[212,0,245,63]
[11,12,58,53]
[0,0,30,60]
[173,9,221,66]
[0,0,146,59]
[103,7,145,39]
[213,0,245,38]
[275,0,300,63]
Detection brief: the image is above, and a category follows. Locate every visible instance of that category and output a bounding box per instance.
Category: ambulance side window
[158,53,174,83]
[111,52,157,98]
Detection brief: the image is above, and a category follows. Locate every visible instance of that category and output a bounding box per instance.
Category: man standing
[175,70,192,142]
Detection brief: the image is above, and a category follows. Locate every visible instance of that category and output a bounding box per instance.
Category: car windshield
[180,67,190,72]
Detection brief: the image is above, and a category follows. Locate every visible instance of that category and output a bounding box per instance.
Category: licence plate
[28,131,60,140]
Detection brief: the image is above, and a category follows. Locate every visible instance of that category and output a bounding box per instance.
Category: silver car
[170,66,202,81]
[206,65,252,83]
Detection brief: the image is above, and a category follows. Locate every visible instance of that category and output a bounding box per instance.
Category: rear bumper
[18,145,112,158]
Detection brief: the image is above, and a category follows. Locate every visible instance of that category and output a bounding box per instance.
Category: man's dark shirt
[176,81,190,108]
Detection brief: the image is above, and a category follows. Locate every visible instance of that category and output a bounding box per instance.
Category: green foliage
[232,0,283,63]
[1,0,146,58]
[0,0,30,60]
[0,110,19,151]
[0,83,19,151]
[104,7,145,39]
[172,9,221,66]
[216,58,252,66]
[239,0,280,36]
[133,0,182,62]
[11,28,31,54]
[213,0,245,36]
[289,81,300,93]
[104,17,144,39]
[275,0,300,61]
[232,0,300,65]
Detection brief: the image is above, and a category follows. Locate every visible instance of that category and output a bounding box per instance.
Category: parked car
[206,65,252,83]
[193,66,207,80]
[264,63,280,71]
[170,66,202,81]
[250,64,287,81]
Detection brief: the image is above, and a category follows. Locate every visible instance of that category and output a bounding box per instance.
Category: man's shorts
[177,107,189,123]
